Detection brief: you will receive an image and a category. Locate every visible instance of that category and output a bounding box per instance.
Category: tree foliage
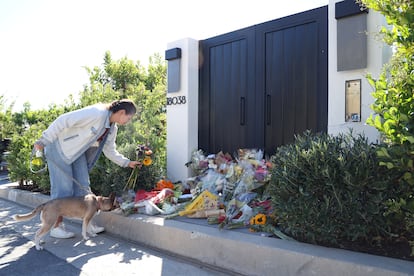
[361,0,414,145]
[359,0,414,252]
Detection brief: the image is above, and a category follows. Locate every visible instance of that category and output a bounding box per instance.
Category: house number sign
[167,96,187,105]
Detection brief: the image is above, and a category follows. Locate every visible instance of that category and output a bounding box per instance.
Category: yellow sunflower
[250,213,267,225]
[142,156,153,166]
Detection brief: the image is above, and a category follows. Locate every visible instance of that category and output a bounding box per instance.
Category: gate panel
[264,21,320,153]
[199,29,258,155]
[210,40,247,152]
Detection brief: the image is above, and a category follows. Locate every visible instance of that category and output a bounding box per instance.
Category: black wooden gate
[199,6,328,156]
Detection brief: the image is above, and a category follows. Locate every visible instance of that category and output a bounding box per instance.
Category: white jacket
[37,103,130,167]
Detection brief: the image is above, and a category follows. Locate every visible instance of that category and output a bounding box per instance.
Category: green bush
[358,0,414,254]
[268,131,405,248]
[375,144,414,245]
[90,142,164,195]
[7,108,65,192]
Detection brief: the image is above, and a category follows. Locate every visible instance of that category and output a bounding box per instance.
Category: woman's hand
[128,161,141,169]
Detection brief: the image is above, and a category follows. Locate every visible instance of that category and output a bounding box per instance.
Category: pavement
[1,178,414,276]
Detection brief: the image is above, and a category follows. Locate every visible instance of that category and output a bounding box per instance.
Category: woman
[34,99,141,238]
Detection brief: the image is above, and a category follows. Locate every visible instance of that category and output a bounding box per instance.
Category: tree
[0,96,16,140]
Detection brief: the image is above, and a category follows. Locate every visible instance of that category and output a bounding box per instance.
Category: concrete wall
[328,0,390,142]
[165,38,198,183]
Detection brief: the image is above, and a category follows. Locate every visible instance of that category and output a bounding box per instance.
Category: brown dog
[13,192,115,250]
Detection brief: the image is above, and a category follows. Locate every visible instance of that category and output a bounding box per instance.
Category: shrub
[7,117,54,192]
[90,142,164,195]
[268,131,404,248]
[359,0,414,252]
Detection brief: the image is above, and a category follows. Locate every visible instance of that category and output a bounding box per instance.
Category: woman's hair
[109,99,137,115]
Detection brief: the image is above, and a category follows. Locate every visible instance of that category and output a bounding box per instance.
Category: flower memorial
[116,148,293,239]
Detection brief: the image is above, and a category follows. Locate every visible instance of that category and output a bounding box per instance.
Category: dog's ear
[109,192,115,202]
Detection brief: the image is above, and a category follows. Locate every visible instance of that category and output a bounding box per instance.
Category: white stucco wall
[328,0,390,143]
[166,38,198,183]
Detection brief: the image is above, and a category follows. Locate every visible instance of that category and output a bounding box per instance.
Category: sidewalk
[0,195,235,276]
[1,181,413,276]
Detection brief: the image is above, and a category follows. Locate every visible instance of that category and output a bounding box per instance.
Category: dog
[13,192,116,250]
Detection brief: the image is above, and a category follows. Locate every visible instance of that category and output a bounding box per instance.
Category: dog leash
[31,149,92,195]
[49,157,93,195]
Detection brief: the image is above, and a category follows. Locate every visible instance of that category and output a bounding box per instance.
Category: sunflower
[142,156,153,166]
[250,213,267,225]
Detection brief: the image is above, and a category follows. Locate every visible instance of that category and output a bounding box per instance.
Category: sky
[0,0,329,111]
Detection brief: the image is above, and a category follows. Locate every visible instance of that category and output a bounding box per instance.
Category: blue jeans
[45,141,91,199]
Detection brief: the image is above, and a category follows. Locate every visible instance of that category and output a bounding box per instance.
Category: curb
[1,183,413,276]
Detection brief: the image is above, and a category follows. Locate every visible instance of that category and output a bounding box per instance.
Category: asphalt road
[0,197,237,276]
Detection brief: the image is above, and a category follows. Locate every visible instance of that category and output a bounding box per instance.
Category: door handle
[266,94,271,125]
[240,97,245,125]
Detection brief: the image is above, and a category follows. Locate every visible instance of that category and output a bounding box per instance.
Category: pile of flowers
[183,149,273,230]
[117,148,290,238]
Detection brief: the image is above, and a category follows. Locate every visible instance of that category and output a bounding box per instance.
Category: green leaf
[405,136,414,144]
[374,115,383,130]
[402,172,412,181]
[377,147,391,158]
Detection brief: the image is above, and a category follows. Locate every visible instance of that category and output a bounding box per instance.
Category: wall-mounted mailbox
[336,0,369,71]
[345,79,361,122]
[165,47,182,93]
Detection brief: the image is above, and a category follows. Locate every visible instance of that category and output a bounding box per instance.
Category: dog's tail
[12,203,45,222]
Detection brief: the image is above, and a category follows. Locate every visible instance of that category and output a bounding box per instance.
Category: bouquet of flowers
[123,144,153,191]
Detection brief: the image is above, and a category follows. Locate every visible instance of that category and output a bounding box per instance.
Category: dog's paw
[35,245,44,250]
